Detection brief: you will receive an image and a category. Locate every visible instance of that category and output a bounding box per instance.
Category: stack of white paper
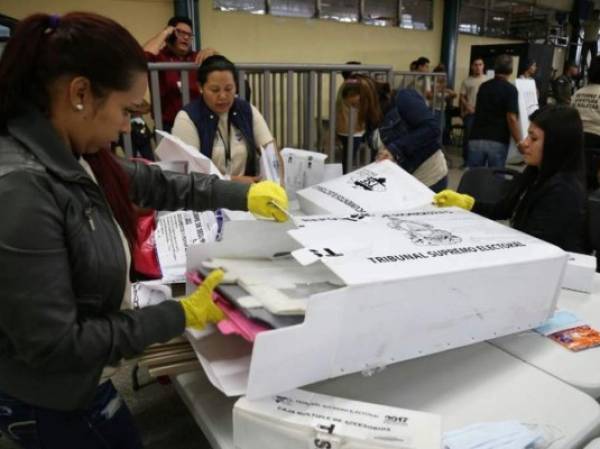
[154,210,220,282]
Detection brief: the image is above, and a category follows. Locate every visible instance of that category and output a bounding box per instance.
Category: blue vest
[183,97,258,176]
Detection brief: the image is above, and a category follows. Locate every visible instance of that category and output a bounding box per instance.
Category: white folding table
[173,342,600,449]
[491,274,600,398]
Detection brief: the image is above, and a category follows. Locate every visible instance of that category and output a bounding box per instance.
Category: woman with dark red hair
[0,12,287,448]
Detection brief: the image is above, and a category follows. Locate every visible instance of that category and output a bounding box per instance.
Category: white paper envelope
[260,142,282,185]
[155,130,223,178]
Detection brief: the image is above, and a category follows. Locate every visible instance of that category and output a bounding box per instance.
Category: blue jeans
[0,381,143,449]
[467,140,509,168]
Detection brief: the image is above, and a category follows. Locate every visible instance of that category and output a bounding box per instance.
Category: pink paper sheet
[187,272,269,342]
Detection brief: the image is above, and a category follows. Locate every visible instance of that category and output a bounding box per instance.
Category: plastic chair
[457,167,521,205]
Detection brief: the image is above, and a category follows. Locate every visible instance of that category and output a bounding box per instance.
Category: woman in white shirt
[172,55,283,183]
[572,55,600,189]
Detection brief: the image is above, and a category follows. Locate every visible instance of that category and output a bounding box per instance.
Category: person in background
[171,55,283,184]
[468,54,523,168]
[341,60,361,80]
[337,61,364,163]
[553,62,579,105]
[336,77,374,171]
[459,58,486,165]
[143,16,216,132]
[434,105,586,253]
[572,55,600,190]
[0,12,287,449]
[519,59,541,98]
[413,56,432,99]
[338,75,447,191]
[415,56,430,73]
[519,59,537,80]
[431,64,457,141]
[582,10,600,69]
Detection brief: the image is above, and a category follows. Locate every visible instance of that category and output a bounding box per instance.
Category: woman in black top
[434,105,586,252]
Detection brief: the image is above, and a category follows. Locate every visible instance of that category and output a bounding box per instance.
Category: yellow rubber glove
[179,270,225,329]
[247,180,289,222]
[433,189,475,211]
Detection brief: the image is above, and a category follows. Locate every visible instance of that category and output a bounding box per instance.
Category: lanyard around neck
[216,118,232,174]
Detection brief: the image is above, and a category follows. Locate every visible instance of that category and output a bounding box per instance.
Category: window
[486,10,509,37]
[213,0,265,14]
[271,0,315,18]
[212,0,433,30]
[401,0,433,30]
[459,5,484,35]
[459,0,561,40]
[364,0,398,27]
[320,0,360,23]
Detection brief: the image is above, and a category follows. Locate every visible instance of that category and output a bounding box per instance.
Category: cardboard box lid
[296,161,433,215]
[288,208,566,286]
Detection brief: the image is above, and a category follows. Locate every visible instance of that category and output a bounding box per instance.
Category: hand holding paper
[433,189,475,211]
[247,181,289,222]
[180,269,225,329]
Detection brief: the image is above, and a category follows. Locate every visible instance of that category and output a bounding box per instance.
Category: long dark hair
[339,75,384,130]
[0,12,147,126]
[0,12,147,247]
[529,105,583,182]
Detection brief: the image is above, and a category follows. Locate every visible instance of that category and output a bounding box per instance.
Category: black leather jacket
[0,110,250,410]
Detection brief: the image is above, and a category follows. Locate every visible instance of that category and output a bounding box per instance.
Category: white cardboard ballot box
[186,207,567,400]
[296,160,433,215]
[233,389,442,449]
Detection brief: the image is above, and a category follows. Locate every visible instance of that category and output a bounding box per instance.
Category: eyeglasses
[174,28,193,39]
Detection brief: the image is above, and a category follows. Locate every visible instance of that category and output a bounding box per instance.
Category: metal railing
[143,62,447,172]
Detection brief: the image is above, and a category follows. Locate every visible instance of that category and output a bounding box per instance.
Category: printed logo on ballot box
[349,169,387,192]
[387,218,462,246]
